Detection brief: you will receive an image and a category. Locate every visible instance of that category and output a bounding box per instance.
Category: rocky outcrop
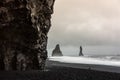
[79,46,84,56]
[52,44,63,56]
[0,0,55,71]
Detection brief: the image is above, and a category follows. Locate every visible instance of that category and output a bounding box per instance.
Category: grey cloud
[48,0,120,49]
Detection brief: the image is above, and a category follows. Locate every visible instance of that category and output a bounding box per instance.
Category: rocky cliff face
[0,0,55,71]
[52,44,63,56]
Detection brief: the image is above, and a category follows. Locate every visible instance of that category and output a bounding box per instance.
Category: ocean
[48,46,120,56]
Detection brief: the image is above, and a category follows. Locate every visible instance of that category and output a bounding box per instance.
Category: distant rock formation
[79,46,84,56]
[52,44,63,56]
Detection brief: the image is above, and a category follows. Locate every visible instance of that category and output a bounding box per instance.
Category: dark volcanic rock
[52,44,63,56]
[79,46,84,56]
[0,0,55,71]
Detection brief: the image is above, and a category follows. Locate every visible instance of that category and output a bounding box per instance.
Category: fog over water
[47,0,120,56]
[48,46,120,56]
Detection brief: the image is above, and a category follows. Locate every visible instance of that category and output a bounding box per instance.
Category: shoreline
[0,60,120,80]
[46,59,120,73]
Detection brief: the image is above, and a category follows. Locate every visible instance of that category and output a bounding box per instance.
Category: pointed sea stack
[79,46,84,56]
[52,44,63,56]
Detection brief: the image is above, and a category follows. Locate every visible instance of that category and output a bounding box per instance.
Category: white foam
[49,56,120,67]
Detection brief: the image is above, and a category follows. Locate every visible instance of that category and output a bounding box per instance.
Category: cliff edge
[0,0,55,70]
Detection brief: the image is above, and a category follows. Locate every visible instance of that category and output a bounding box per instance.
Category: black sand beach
[47,60,120,73]
[0,66,120,80]
[0,60,120,80]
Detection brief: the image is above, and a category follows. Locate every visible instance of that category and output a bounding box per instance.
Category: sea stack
[79,46,84,56]
[52,44,63,56]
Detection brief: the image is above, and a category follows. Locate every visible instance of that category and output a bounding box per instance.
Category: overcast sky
[48,0,120,50]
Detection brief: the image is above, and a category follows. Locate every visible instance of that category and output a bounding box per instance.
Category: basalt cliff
[0,0,55,70]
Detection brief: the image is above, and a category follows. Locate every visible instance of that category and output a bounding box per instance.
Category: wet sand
[47,60,120,73]
[0,60,120,80]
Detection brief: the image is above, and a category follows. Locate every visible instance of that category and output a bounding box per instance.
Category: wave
[49,56,120,67]
[88,55,120,61]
